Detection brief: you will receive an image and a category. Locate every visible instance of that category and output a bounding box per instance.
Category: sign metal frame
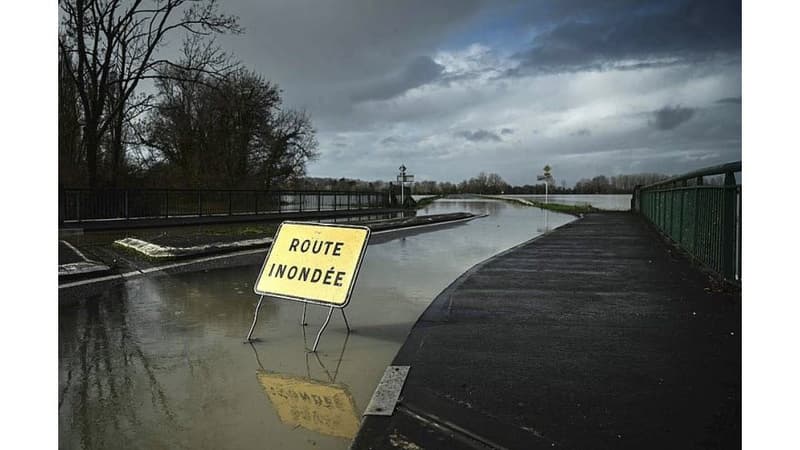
[246,221,371,350]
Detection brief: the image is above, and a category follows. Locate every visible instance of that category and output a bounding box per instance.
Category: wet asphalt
[352,212,740,450]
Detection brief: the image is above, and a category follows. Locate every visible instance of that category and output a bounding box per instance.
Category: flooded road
[59,199,574,449]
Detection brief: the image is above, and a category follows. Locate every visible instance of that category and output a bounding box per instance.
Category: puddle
[58,199,574,449]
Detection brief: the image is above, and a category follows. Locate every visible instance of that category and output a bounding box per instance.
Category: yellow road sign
[254,222,370,307]
[257,371,360,439]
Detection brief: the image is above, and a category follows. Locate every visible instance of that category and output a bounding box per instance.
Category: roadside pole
[397,164,414,207]
[537,165,553,204]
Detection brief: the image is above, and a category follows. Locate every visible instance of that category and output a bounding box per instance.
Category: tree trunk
[85,121,99,188]
[111,114,124,187]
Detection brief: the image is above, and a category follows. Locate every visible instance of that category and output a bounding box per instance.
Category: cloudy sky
[215,0,741,185]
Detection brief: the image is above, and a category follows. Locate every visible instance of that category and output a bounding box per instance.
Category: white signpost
[397,164,414,206]
[537,165,554,204]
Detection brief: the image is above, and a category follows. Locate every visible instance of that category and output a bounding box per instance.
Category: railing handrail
[639,161,741,191]
[60,186,396,225]
[61,187,388,196]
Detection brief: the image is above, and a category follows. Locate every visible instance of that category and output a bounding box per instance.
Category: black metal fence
[60,188,391,223]
[632,161,741,283]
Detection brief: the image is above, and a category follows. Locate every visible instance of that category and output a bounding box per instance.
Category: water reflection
[537,209,552,233]
[59,286,182,449]
[252,334,359,440]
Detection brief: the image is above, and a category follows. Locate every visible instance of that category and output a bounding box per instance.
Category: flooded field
[504,194,632,211]
[59,199,574,449]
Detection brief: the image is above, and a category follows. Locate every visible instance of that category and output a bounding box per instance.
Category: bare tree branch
[59,0,241,187]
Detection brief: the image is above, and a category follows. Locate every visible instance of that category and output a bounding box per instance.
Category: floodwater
[59,199,574,450]
[504,194,632,211]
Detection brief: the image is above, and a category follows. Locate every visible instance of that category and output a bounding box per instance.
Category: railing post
[254,191,259,215]
[229,191,233,216]
[165,190,169,218]
[693,189,699,255]
[668,188,673,238]
[125,190,129,220]
[721,171,737,280]
[76,191,81,223]
[299,192,304,212]
[318,191,321,212]
[737,186,742,280]
[678,180,686,244]
[58,185,64,226]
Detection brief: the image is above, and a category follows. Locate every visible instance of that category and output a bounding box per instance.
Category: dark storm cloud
[650,105,695,130]
[381,136,402,145]
[219,0,485,116]
[351,56,445,102]
[716,97,741,104]
[500,128,514,135]
[570,128,592,137]
[455,129,503,142]
[511,0,741,74]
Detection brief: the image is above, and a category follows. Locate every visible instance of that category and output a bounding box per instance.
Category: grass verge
[415,195,442,209]
[481,195,599,215]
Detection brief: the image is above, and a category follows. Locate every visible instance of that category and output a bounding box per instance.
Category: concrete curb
[114,236,274,259]
[58,240,111,278]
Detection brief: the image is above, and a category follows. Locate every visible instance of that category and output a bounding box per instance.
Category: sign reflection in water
[252,333,359,440]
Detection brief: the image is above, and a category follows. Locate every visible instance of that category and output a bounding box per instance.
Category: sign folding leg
[245,295,264,342]
[310,306,352,352]
[311,307,334,352]
[340,308,351,332]
[246,296,352,349]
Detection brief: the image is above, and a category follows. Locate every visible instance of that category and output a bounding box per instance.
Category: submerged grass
[414,195,442,209]
[480,195,599,216]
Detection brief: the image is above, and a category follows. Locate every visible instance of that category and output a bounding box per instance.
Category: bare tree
[255,109,319,190]
[58,0,241,187]
[59,46,85,186]
[139,37,244,187]
[142,50,318,189]
[209,69,281,187]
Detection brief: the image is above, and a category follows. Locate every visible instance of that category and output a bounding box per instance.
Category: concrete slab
[58,240,111,279]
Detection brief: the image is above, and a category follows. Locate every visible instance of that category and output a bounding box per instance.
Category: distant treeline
[299,172,672,195]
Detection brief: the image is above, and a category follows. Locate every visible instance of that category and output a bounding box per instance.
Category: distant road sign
[254,222,370,308]
[396,174,414,182]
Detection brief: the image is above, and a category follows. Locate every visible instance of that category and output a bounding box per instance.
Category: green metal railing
[632,161,741,282]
